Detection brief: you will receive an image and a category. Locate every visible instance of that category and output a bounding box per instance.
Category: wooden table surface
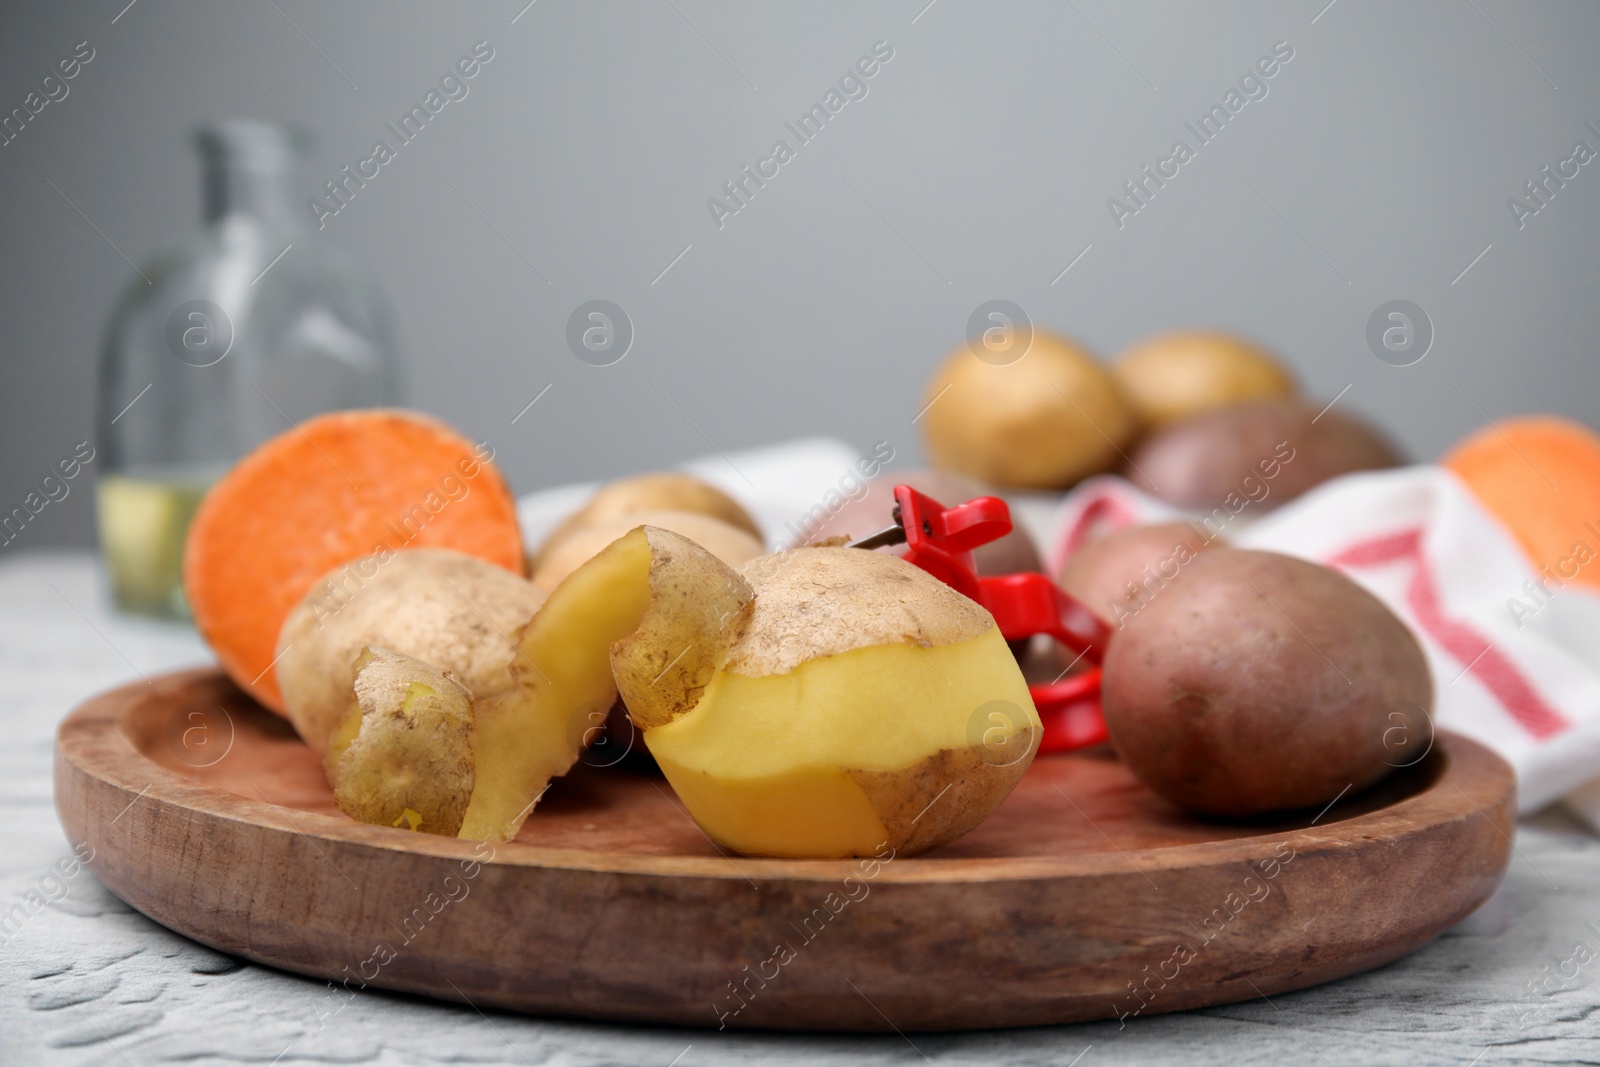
[4,552,1598,1066]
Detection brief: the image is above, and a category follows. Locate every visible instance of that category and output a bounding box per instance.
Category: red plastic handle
[893,484,1007,602]
[1032,667,1109,751]
[887,485,1110,753]
[975,573,1108,663]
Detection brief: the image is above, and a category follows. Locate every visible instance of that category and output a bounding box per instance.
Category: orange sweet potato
[183,409,525,712]
[1444,415,1600,590]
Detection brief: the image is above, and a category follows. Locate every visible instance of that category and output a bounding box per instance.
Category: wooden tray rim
[58,667,1514,884]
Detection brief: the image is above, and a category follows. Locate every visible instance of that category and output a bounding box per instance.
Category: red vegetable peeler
[846,485,1111,753]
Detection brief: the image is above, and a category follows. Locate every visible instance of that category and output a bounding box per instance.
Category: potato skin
[921,331,1136,489]
[276,549,544,753]
[1101,549,1433,817]
[849,724,1040,856]
[1125,399,1402,512]
[332,647,476,836]
[1056,521,1218,629]
[730,547,993,677]
[610,526,755,732]
[1112,331,1296,429]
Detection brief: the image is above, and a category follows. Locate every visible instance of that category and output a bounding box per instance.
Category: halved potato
[458,526,754,841]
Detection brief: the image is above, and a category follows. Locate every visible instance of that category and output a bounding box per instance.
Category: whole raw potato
[531,509,764,592]
[1124,399,1402,513]
[1112,331,1296,429]
[1056,521,1218,628]
[532,472,760,567]
[276,549,546,753]
[805,469,1042,577]
[920,331,1137,490]
[1101,549,1433,816]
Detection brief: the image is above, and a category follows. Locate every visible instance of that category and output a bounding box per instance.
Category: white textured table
[4,551,1598,1066]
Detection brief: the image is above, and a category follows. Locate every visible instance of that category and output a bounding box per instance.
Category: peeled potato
[328,647,476,836]
[277,549,545,753]
[531,509,764,592]
[920,331,1136,490]
[1112,331,1296,429]
[627,548,1039,858]
[532,472,760,568]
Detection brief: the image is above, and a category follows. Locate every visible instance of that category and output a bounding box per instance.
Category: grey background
[2,0,1597,550]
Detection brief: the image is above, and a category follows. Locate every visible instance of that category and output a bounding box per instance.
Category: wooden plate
[55,668,1514,1032]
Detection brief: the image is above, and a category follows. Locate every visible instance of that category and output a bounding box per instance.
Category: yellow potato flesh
[457,532,653,841]
[654,761,887,858]
[643,628,1036,857]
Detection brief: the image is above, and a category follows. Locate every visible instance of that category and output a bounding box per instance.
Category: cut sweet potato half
[183,409,524,712]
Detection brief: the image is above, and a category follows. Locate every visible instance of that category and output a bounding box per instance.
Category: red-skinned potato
[1124,399,1402,513]
[1101,548,1433,817]
[1056,521,1219,630]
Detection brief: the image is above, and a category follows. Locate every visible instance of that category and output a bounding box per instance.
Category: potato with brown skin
[531,508,764,592]
[1125,399,1402,513]
[1102,549,1433,817]
[532,472,760,568]
[321,527,756,842]
[329,647,477,836]
[805,468,1043,576]
[921,331,1137,489]
[1112,331,1296,429]
[277,549,545,754]
[1056,521,1218,629]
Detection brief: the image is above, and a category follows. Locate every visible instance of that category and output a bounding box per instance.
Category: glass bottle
[96,120,402,618]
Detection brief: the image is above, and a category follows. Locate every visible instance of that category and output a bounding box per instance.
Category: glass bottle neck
[203,163,299,223]
[196,122,307,225]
